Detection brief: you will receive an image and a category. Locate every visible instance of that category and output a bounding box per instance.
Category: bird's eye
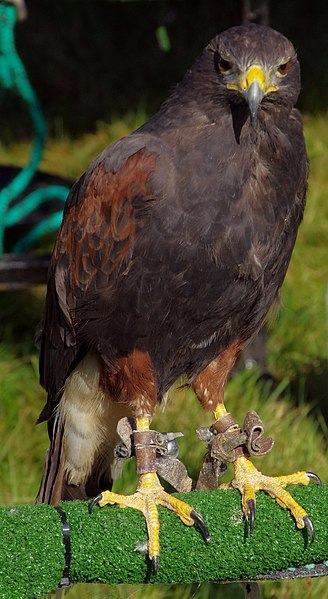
[277,61,291,76]
[218,57,232,74]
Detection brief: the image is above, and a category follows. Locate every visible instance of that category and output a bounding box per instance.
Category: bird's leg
[192,348,320,540]
[211,403,320,539]
[90,416,209,572]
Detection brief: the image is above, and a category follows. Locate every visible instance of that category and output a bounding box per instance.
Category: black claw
[303,515,315,544]
[152,555,160,575]
[306,471,322,485]
[247,499,256,535]
[89,493,103,514]
[190,509,210,542]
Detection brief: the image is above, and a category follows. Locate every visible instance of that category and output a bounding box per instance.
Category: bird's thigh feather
[60,352,131,485]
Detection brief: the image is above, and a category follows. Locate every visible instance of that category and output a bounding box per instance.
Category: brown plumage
[37,23,308,514]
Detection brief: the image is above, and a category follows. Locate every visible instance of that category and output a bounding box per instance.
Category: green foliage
[0,111,327,597]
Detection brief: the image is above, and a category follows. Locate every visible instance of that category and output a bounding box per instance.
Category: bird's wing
[38,133,171,421]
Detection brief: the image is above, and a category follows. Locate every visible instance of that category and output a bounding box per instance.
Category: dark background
[5,0,328,136]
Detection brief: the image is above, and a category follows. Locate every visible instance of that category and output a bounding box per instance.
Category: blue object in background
[0,1,69,254]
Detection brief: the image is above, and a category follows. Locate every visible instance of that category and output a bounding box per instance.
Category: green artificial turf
[0,485,327,599]
[0,503,65,598]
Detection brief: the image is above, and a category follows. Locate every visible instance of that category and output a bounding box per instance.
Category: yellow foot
[221,456,321,540]
[89,471,209,573]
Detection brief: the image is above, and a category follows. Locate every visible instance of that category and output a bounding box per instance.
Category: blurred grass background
[0,111,327,598]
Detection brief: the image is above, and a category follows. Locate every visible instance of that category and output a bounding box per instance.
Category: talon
[190,508,210,542]
[152,555,160,574]
[303,515,315,544]
[88,472,203,572]
[247,499,256,535]
[306,472,322,485]
[89,493,103,513]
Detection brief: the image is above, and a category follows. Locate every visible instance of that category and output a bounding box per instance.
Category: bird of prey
[37,23,319,572]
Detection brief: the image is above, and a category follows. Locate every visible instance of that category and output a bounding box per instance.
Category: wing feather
[39,139,162,419]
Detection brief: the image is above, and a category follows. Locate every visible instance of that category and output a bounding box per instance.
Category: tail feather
[36,413,66,504]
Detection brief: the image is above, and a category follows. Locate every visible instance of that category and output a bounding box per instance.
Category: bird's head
[205,24,300,123]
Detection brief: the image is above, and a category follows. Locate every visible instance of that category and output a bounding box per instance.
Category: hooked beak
[243,80,264,124]
[227,65,278,124]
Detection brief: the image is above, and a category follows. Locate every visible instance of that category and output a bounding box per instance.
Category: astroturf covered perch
[1,485,327,598]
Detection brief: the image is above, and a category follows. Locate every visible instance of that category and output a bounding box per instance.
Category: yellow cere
[227,64,278,94]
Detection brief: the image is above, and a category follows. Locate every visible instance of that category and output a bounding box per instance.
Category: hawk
[37,24,319,572]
